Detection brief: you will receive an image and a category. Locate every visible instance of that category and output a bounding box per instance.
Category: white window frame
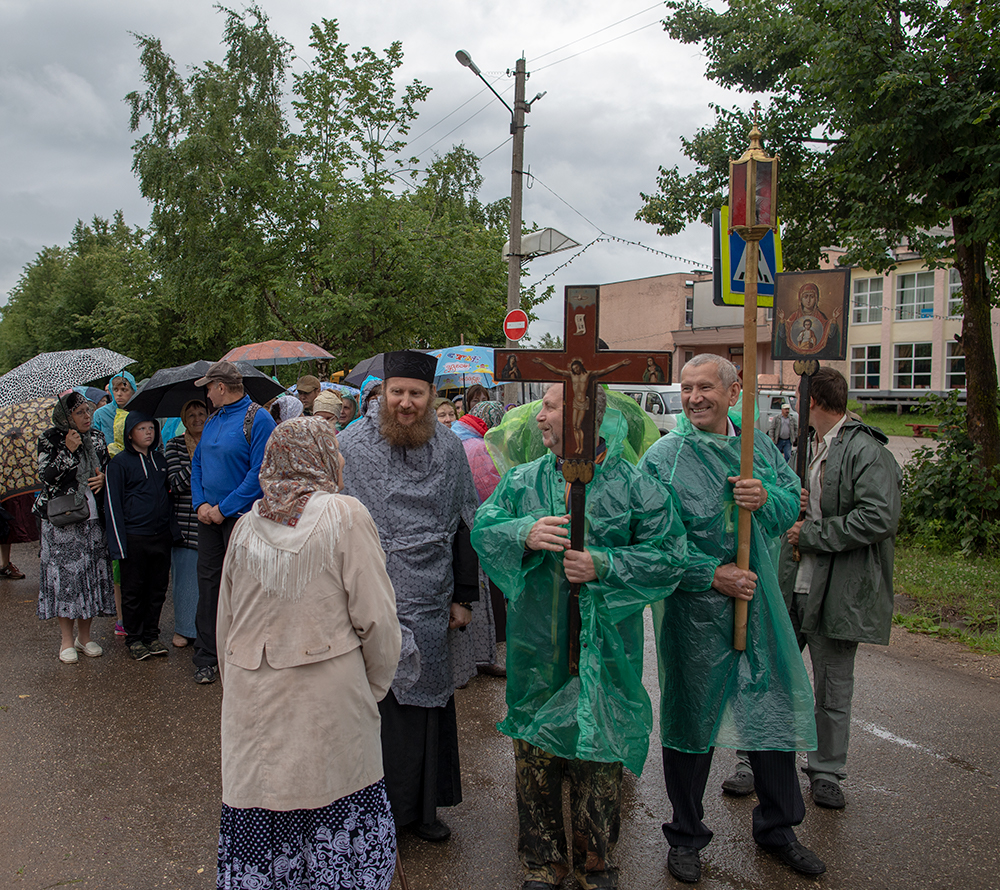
[948,268,963,318]
[893,342,932,389]
[895,272,935,321]
[850,344,881,389]
[853,278,883,325]
[946,341,965,389]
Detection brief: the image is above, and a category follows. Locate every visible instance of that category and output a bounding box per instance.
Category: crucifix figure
[495,285,672,673]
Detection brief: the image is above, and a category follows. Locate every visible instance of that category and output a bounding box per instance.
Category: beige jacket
[217,492,401,810]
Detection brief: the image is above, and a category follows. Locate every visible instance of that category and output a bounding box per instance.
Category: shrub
[899,391,1000,555]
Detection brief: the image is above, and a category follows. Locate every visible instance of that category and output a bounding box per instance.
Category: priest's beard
[379,399,438,449]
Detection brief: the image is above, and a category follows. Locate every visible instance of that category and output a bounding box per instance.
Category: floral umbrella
[0,348,135,408]
[427,346,496,390]
[0,395,57,499]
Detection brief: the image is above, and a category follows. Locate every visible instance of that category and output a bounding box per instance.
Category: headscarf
[340,395,358,426]
[257,417,344,527]
[181,399,207,458]
[312,390,343,417]
[471,400,504,430]
[52,391,102,504]
[273,394,305,423]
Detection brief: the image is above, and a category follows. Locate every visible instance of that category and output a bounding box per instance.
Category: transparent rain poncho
[484,389,660,476]
[638,413,816,753]
[472,405,688,774]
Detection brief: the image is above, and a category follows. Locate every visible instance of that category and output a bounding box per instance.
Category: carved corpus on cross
[496,285,672,675]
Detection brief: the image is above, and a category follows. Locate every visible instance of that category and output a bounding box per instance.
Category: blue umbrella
[427,346,496,390]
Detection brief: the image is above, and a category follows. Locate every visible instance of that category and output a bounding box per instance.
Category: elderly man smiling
[639,353,822,883]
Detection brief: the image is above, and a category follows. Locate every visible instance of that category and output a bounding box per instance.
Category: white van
[608,384,683,435]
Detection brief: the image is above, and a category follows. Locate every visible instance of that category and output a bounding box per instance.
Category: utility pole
[507,57,527,350]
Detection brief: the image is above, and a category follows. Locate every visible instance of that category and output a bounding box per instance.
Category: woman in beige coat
[216,417,402,890]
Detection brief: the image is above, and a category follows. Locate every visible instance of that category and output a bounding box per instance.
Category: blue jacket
[104,412,179,559]
[191,394,276,517]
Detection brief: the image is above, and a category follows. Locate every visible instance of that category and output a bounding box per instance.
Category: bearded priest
[337,350,480,844]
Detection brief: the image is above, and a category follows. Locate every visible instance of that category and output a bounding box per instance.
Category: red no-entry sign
[503,309,529,341]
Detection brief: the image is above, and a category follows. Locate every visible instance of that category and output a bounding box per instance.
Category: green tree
[126,7,528,368]
[640,0,1000,464]
[0,214,192,378]
[529,332,563,349]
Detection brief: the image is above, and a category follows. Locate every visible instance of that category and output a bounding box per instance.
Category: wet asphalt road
[2,539,999,890]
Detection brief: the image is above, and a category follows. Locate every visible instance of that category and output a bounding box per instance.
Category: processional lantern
[727,107,779,651]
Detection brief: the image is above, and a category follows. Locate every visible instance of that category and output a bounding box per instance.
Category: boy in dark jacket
[105,413,180,660]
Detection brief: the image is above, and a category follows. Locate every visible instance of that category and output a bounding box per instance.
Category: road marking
[857,720,990,777]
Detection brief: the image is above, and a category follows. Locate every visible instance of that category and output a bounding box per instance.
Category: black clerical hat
[384,351,437,385]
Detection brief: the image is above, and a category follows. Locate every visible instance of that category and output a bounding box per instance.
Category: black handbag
[47,493,90,527]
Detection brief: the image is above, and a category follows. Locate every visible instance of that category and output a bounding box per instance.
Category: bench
[906,423,939,438]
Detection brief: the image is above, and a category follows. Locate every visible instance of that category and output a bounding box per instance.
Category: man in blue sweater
[190,361,276,684]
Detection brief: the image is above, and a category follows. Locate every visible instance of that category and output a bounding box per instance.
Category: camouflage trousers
[514,738,623,889]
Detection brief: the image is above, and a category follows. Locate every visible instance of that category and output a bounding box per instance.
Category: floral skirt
[218,779,396,890]
[37,518,115,621]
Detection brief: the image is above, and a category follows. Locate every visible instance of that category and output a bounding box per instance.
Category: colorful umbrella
[427,346,496,390]
[0,348,135,407]
[0,395,57,498]
[220,340,334,367]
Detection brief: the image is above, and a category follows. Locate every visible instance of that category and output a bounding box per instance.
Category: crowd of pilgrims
[14,350,881,890]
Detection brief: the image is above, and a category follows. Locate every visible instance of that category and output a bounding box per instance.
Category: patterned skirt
[37,519,115,621]
[217,779,396,890]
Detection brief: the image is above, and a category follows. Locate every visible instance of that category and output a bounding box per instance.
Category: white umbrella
[0,348,135,408]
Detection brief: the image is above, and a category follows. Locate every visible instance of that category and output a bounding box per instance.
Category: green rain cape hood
[472,404,687,775]
[638,413,816,754]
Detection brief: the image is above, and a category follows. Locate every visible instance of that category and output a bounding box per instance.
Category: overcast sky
[0,0,736,344]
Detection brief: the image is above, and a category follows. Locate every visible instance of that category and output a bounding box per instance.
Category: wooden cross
[495,285,673,674]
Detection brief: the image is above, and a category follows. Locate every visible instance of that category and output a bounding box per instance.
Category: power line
[529,3,665,63]
[533,20,664,73]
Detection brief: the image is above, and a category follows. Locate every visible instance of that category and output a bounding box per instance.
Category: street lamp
[456,50,544,351]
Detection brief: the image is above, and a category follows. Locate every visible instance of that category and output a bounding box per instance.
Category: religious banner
[772,268,851,362]
[495,285,672,673]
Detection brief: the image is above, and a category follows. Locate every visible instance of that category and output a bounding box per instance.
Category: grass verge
[893,544,1000,654]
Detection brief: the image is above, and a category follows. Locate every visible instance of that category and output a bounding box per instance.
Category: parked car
[608,384,683,435]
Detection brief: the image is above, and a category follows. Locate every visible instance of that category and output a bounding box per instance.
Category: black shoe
[128,641,152,661]
[411,818,451,842]
[811,778,846,809]
[145,639,169,657]
[667,845,701,883]
[763,841,826,876]
[194,664,218,684]
[721,767,755,796]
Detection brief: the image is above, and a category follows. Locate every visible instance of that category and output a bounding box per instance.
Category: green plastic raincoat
[472,406,687,775]
[639,414,816,754]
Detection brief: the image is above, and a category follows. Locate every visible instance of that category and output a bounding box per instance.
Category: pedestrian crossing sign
[719,204,782,307]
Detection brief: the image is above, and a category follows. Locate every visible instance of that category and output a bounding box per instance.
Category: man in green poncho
[472,383,687,890]
[639,354,823,883]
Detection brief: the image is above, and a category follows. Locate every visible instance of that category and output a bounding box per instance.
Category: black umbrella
[125,360,284,417]
[342,354,385,388]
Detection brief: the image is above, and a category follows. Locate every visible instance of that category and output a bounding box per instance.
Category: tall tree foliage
[639,0,1000,464]
[0,214,196,378]
[125,7,526,368]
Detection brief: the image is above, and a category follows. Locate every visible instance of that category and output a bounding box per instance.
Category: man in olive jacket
[779,367,900,810]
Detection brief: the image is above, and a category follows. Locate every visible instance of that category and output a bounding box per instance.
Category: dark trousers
[662,747,803,851]
[119,530,173,647]
[193,515,238,669]
[515,739,622,888]
[378,689,462,826]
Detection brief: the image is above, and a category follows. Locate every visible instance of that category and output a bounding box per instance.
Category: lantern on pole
[728,107,779,651]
